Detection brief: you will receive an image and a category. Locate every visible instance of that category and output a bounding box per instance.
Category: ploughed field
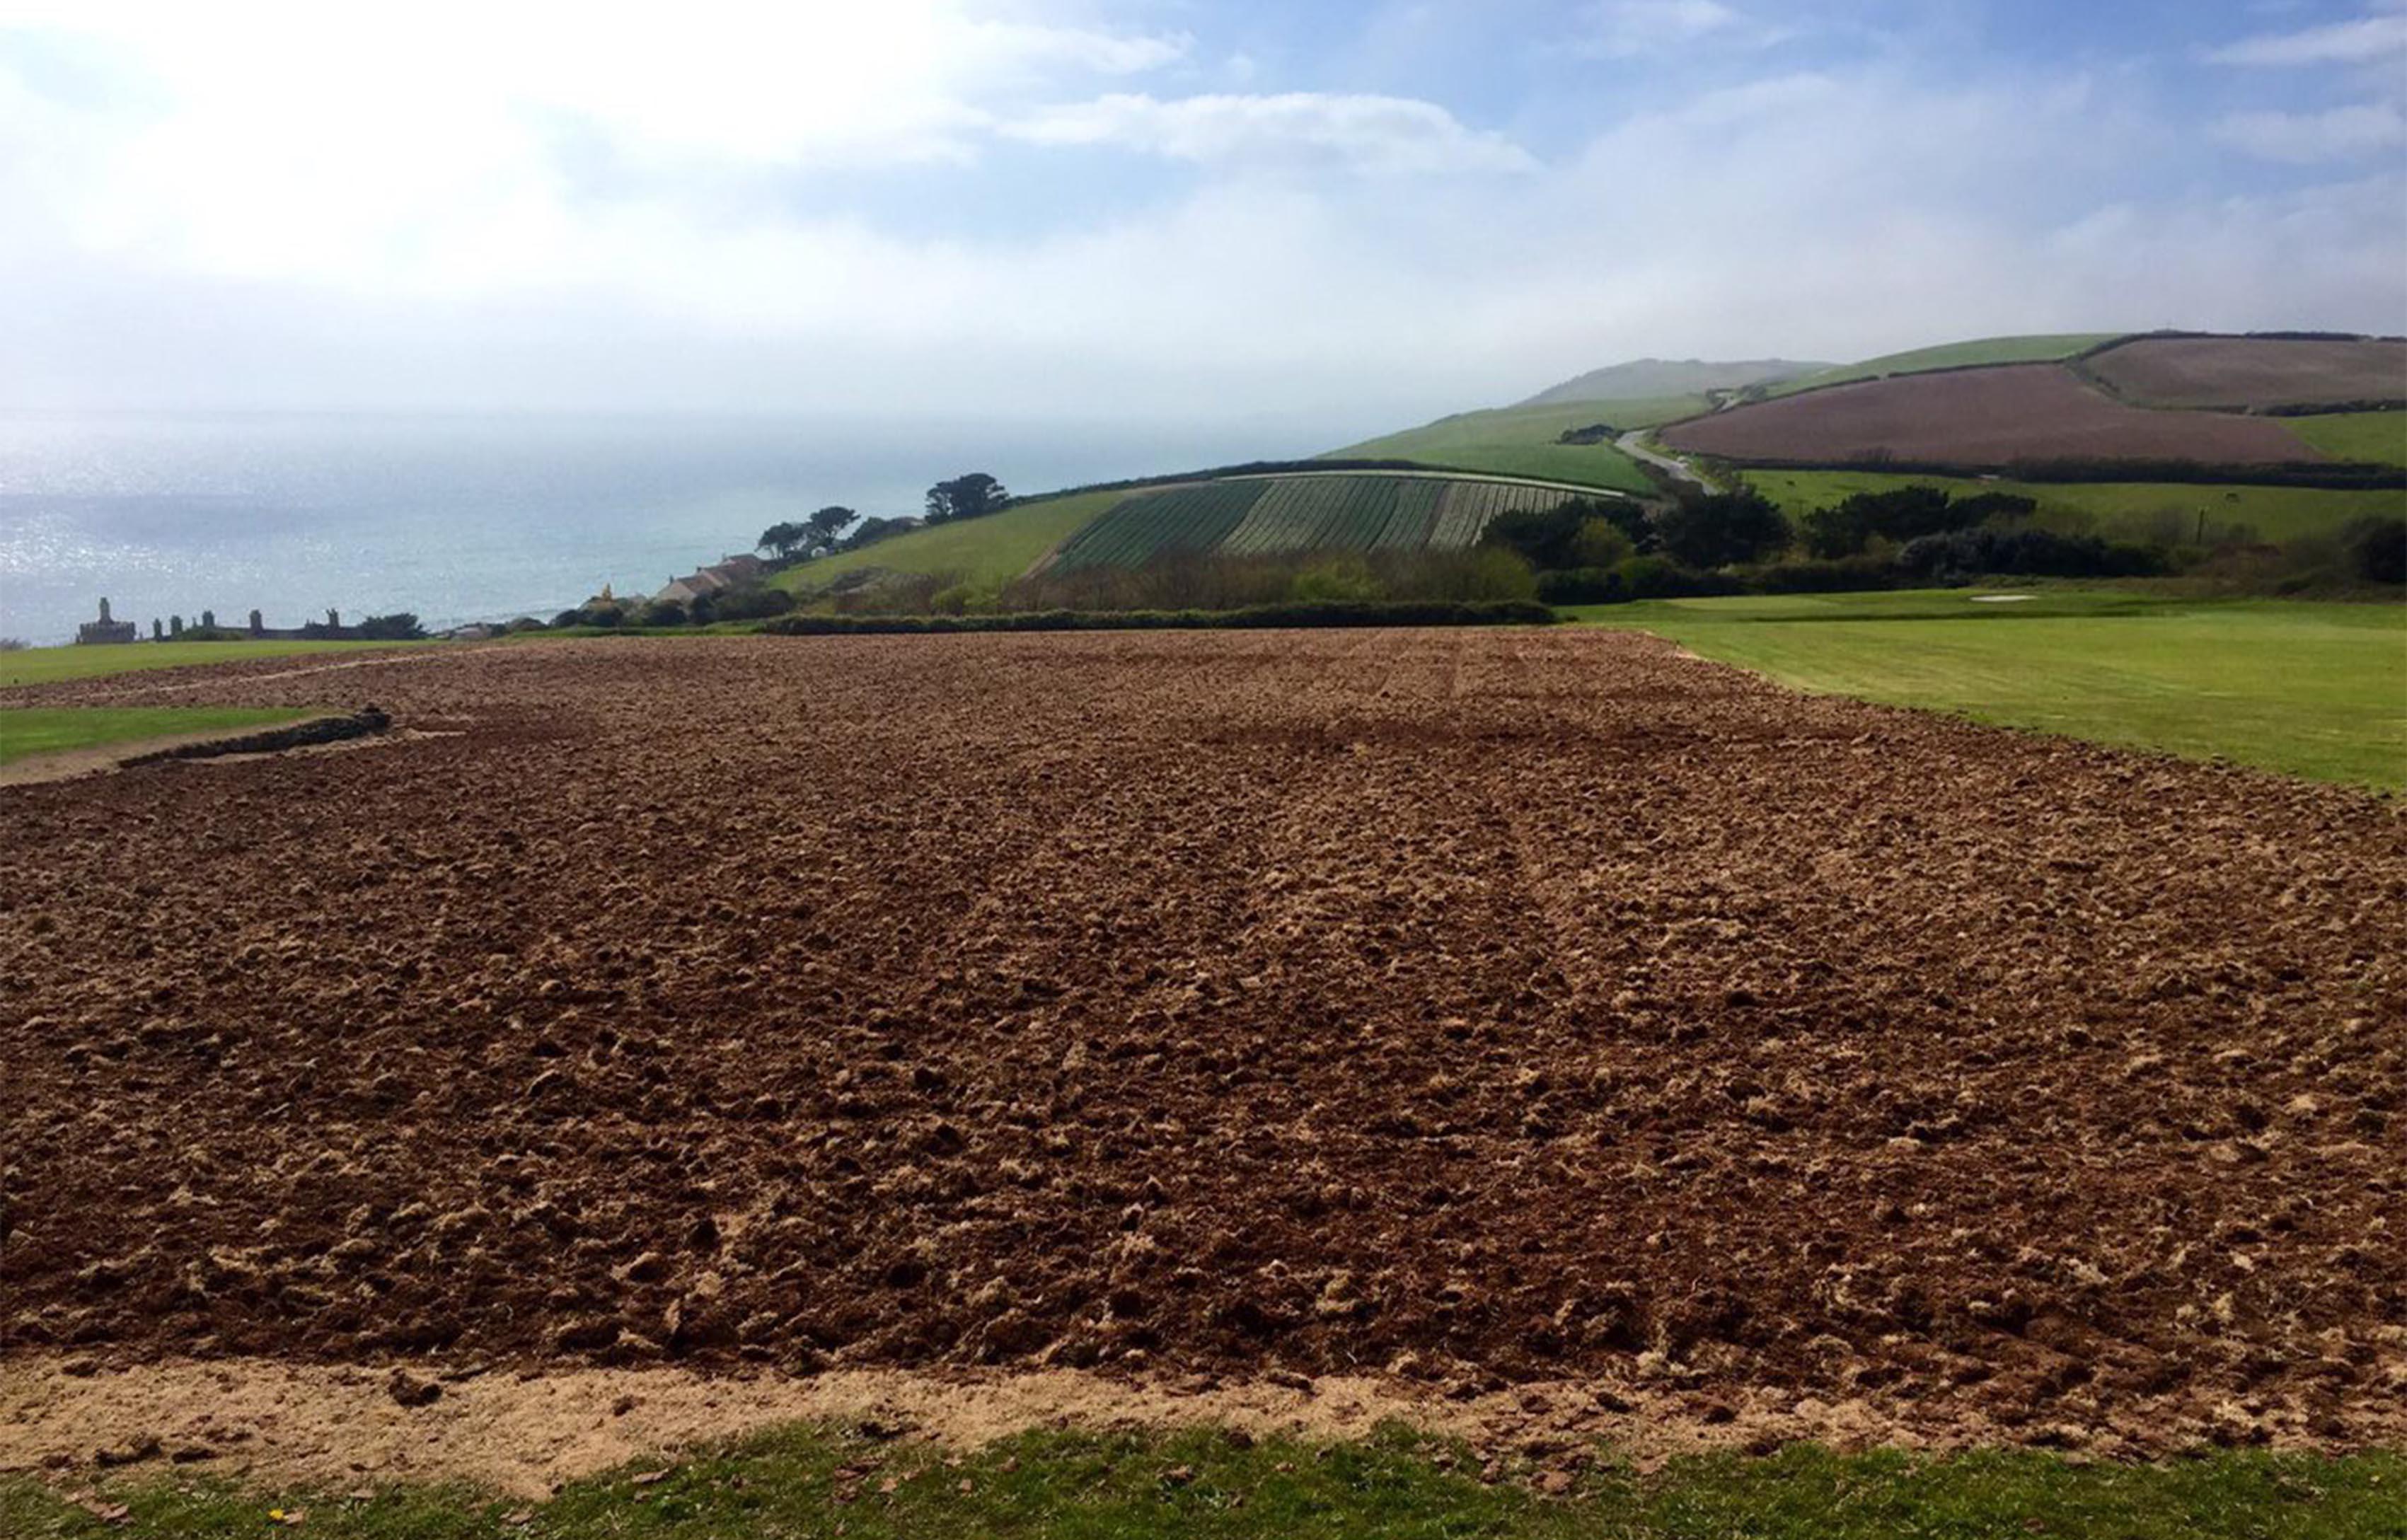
[2,633,2403,1453]
[1663,364,2324,468]
[2084,336,2407,412]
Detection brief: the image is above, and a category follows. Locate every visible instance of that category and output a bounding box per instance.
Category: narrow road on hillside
[1617,430,1721,494]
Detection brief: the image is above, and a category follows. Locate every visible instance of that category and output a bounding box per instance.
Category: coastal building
[75,598,137,645]
[653,553,768,606]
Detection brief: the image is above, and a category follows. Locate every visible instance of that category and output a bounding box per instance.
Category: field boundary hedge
[763,600,1557,635]
[1699,454,2407,490]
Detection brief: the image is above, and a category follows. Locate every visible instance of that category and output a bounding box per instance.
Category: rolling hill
[1518,357,1828,407]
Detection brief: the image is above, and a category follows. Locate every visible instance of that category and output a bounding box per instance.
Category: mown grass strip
[1571,589,2407,789]
[0,640,432,690]
[5,1426,2399,1539]
[0,706,317,767]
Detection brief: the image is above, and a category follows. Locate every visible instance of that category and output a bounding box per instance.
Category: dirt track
[1,632,2402,1457]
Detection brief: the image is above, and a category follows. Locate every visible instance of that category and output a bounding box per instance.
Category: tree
[806,505,856,550]
[841,515,913,551]
[759,521,812,561]
[1651,491,1791,569]
[926,473,1008,523]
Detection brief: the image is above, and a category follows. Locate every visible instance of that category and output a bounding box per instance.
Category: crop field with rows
[1049,473,1580,573]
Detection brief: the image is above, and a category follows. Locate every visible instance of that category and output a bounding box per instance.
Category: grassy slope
[2282,410,2407,467]
[1740,468,2407,544]
[1328,400,1682,494]
[1571,589,2407,789]
[4,1426,2397,1539]
[0,639,428,690]
[0,706,313,766]
[770,488,1129,594]
[1767,335,2127,398]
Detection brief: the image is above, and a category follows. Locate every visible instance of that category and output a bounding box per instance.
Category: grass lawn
[0,640,430,690]
[1567,589,2407,789]
[1739,468,2407,545]
[0,706,316,767]
[1327,400,1682,494]
[2281,410,2407,467]
[1767,335,2126,397]
[2,1425,2397,1539]
[771,488,1129,596]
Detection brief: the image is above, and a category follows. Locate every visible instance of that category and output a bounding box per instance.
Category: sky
[1,0,2403,436]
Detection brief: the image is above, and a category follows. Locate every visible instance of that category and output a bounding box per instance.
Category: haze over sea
[0,412,1327,646]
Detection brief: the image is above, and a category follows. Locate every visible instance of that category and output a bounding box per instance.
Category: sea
[0,412,1335,646]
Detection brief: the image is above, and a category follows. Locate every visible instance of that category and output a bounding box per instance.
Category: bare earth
[1,632,2401,1483]
[2085,337,2407,411]
[1661,364,2325,465]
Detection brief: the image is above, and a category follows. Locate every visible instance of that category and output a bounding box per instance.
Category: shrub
[1652,491,1791,568]
[1482,497,1654,568]
[357,613,427,641]
[707,586,797,623]
[1750,555,1904,594]
[1612,555,1738,599]
[1288,555,1383,603]
[504,616,548,634]
[1535,567,1628,605]
[633,599,688,628]
[2342,516,2407,586]
[1898,527,2164,581]
[0,637,25,651]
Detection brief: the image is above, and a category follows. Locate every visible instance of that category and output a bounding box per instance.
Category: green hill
[1518,357,1828,407]
[770,488,1126,594]
[1325,400,1678,492]
[1764,334,2128,398]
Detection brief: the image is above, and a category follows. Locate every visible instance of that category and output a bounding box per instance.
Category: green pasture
[1571,589,2407,789]
[2282,410,2407,467]
[0,706,315,767]
[1740,468,2407,545]
[4,1425,2397,1539]
[1327,400,1677,493]
[770,487,1127,594]
[1767,334,2126,397]
[0,639,431,690]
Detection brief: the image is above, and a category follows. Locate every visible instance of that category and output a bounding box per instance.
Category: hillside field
[2084,336,2407,411]
[2281,410,2407,467]
[1571,589,2407,788]
[1767,334,2126,397]
[1666,364,2321,468]
[1739,468,2407,544]
[769,487,1129,594]
[1048,474,1576,573]
[1326,401,1673,492]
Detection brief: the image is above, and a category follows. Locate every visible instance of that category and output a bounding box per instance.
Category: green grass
[770,489,1130,594]
[1767,335,2128,397]
[0,639,430,690]
[4,1425,2399,1538]
[1569,589,2407,789]
[2282,410,2407,467]
[0,706,316,766]
[1327,400,1678,493]
[1741,468,2407,545]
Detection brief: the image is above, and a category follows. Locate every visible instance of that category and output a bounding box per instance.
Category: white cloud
[1002,91,1537,174]
[2206,10,2407,66]
[1579,0,1779,59]
[2215,101,2407,161]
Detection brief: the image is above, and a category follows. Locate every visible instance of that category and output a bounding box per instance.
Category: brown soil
[1661,364,2325,465]
[1,632,2402,1461]
[2086,337,2407,412]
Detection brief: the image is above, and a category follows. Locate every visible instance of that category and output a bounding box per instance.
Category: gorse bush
[1898,527,2166,581]
[2343,516,2406,586]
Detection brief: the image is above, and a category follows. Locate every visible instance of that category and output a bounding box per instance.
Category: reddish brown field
[2,633,2403,1454]
[2087,337,2407,410]
[1661,364,2325,466]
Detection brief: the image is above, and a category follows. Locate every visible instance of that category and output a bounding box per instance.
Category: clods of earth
[1,630,2400,1459]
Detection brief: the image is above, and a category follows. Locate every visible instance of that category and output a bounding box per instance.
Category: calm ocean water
[0,412,1325,645]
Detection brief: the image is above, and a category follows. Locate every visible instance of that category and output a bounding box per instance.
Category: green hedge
[763,600,1557,635]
